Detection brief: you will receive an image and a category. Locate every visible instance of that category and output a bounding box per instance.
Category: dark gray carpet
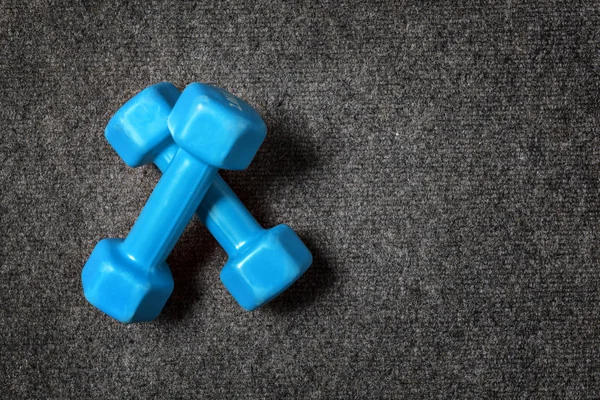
[1,0,599,398]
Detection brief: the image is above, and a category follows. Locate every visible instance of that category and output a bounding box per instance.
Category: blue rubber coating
[105,83,180,168]
[82,239,173,323]
[219,224,313,311]
[82,150,217,323]
[167,82,267,171]
[82,82,268,323]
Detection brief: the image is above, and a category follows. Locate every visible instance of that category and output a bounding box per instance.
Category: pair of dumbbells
[82,82,312,323]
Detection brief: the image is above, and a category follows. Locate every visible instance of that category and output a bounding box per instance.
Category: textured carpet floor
[1,0,599,398]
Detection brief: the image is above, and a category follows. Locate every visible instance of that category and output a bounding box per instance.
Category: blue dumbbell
[103,82,312,311]
[82,82,267,323]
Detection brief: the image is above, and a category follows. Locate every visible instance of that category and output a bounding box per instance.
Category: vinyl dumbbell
[104,82,312,311]
[82,82,267,323]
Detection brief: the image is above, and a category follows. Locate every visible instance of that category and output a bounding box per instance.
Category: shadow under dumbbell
[221,112,322,225]
[264,234,335,313]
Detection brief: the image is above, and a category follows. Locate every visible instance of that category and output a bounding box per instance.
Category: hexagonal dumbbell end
[168,82,267,170]
[82,239,174,323]
[219,224,313,310]
[105,82,180,167]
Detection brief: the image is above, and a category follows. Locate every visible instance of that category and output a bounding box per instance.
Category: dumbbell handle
[154,143,263,256]
[125,148,217,266]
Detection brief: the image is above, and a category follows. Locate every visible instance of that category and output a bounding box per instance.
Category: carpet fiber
[1,0,599,398]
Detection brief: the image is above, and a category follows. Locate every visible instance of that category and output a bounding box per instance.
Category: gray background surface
[1,0,599,398]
